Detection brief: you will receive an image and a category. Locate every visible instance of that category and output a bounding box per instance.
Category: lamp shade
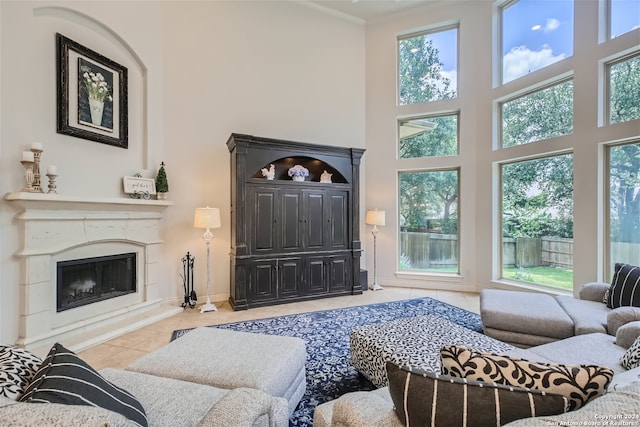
[194,207,221,229]
[365,209,385,226]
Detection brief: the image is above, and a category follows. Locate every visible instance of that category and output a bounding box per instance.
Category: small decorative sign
[123,176,156,199]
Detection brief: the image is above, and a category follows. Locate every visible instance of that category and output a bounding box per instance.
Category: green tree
[156,161,169,193]
[399,35,456,105]
[610,143,640,243]
[399,115,458,159]
[400,170,458,233]
[610,55,640,123]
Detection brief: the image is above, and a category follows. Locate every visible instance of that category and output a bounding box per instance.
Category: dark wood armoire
[226,133,365,310]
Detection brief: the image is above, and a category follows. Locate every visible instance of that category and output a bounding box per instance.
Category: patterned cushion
[621,335,640,370]
[0,345,42,400]
[19,343,148,427]
[607,263,640,309]
[440,345,614,410]
[386,362,569,427]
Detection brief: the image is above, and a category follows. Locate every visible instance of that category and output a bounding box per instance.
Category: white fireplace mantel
[4,192,181,354]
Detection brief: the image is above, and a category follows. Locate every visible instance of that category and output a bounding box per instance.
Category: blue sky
[424,0,639,85]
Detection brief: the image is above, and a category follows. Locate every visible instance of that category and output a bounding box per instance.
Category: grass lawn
[503,267,573,291]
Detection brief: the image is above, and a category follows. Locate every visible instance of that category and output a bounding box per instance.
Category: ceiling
[307,0,438,22]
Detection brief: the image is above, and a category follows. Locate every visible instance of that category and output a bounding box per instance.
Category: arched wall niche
[33,5,151,169]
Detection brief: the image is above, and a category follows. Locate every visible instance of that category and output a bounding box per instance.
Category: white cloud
[544,18,560,32]
[503,45,566,83]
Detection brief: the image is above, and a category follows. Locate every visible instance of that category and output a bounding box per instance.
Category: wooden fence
[401,232,639,269]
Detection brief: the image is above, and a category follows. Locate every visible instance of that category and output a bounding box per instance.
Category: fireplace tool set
[180,252,197,308]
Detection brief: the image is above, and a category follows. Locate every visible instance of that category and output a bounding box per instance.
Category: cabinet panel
[251,260,278,302]
[328,255,351,292]
[306,257,328,294]
[252,189,277,253]
[279,258,303,297]
[305,191,325,249]
[328,191,349,249]
[281,192,302,251]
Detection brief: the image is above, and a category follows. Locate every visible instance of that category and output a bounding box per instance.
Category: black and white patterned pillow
[440,345,614,410]
[0,345,42,400]
[621,335,640,370]
[19,343,148,427]
[607,263,640,309]
[386,362,568,427]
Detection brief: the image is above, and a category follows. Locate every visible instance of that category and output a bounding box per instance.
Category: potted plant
[156,161,169,200]
[288,165,309,182]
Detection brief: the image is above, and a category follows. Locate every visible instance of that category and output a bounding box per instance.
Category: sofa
[0,328,302,427]
[314,330,640,427]
[315,265,640,426]
[481,264,640,347]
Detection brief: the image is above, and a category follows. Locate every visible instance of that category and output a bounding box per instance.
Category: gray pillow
[616,321,640,349]
[386,362,568,427]
[608,307,640,335]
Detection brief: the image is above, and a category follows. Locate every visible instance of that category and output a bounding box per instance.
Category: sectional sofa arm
[197,387,289,427]
[329,391,404,427]
[616,320,640,349]
[608,307,640,336]
[578,282,610,302]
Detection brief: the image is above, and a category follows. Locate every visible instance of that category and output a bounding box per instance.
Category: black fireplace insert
[57,252,137,312]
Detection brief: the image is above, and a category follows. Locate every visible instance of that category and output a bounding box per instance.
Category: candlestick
[47,165,57,175]
[20,160,36,192]
[30,147,44,193]
[22,151,34,162]
[46,173,58,194]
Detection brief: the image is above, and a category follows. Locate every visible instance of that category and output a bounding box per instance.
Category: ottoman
[349,315,514,388]
[126,327,307,415]
[480,289,575,347]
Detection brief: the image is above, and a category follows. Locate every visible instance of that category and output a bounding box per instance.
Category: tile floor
[78,287,479,371]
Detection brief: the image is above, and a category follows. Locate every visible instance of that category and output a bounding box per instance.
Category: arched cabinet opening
[250,156,348,184]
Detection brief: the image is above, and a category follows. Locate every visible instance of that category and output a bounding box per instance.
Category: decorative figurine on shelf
[288,165,309,182]
[156,161,169,200]
[261,164,275,180]
[320,170,333,183]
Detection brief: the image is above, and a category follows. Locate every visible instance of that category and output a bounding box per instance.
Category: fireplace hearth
[57,253,137,312]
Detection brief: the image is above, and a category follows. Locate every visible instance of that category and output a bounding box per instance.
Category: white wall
[364,0,639,294]
[0,1,365,344]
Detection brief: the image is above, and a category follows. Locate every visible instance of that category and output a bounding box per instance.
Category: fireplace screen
[57,253,137,312]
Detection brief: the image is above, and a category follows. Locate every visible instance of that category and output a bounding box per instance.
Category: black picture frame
[56,33,128,149]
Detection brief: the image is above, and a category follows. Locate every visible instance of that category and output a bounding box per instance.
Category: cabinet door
[305,256,329,294]
[327,191,349,249]
[278,257,303,297]
[328,254,351,292]
[249,260,278,303]
[280,191,303,251]
[303,190,325,250]
[250,188,278,254]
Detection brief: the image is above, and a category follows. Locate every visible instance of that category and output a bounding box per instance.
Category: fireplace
[5,192,182,353]
[57,253,137,312]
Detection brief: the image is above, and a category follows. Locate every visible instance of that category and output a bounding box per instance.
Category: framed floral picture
[56,33,128,149]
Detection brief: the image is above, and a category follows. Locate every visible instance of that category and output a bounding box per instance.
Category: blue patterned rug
[171,297,482,426]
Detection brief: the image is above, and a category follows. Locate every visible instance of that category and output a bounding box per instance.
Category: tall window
[608,52,640,124]
[608,142,640,274]
[610,0,640,39]
[398,26,457,105]
[399,170,459,273]
[399,113,458,158]
[501,79,573,148]
[501,154,574,290]
[501,0,574,84]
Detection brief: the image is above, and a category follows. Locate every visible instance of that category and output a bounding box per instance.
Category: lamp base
[200,302,218,313]
[369,283,384,291]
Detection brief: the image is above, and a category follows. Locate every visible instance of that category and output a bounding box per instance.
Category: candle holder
[30,148,44,193]
[20,160,36,192]
[46,173,58,194]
